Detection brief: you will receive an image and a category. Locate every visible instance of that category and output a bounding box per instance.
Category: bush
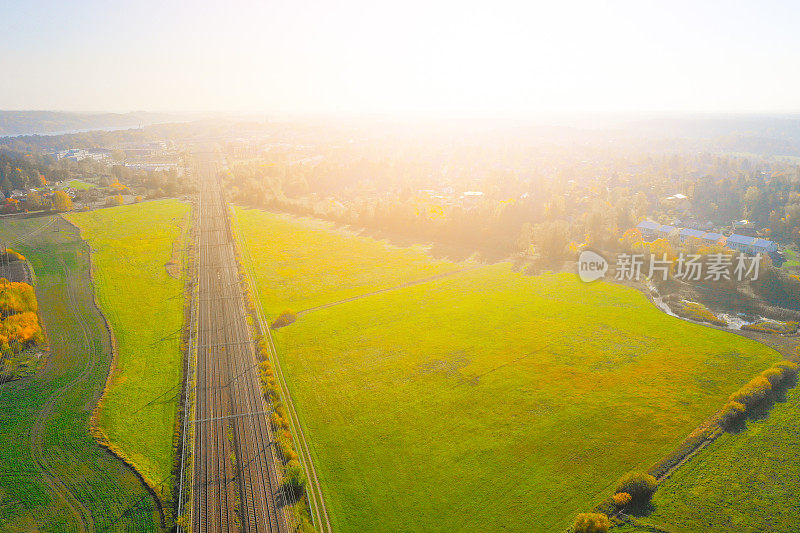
[719,400,746,427]
[277,439,299,462]
[612,492,632,507]
[271,309,297,329]
[258,360,274,380]
[1,248,25,262]
[774,360,799,376]
[573,513,610,533]
[677,301,727,327]
[282,459,306,498]
[729,375,771,408]
[105,194,124,207]
[270,412,290,431]
[614,471,657,503]
[761,367,784,386]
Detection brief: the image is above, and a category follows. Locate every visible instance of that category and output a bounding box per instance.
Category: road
[190,155,290,533]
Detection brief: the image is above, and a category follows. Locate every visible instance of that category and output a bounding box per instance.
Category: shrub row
[255,336,306,499]
[574,360,799,531]
[233,231,309,499]
[720,360,798,426]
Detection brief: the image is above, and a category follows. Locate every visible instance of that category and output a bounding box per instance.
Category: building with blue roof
[726,234,757,253]
[636,220,661,240]
[701,232,724,245]
[656,225,677,239]
[632,220,779,256]
[753,238,778,254]
[679,228,706,243]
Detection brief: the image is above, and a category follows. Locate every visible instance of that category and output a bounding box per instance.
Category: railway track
[189,156,289,533]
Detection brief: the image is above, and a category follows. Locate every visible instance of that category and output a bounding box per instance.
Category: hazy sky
[2,0,800,115]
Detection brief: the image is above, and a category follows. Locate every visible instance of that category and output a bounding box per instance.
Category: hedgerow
[742,320,799,334]
[720,361,798,426]
[729,375,772,408]
[719,400,746,427]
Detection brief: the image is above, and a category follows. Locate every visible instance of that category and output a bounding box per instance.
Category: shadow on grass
[626,499,657,518]
[237,204,505,263]
[724,372,798,435]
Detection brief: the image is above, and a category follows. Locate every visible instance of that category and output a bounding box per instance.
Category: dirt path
[296,265,482,316]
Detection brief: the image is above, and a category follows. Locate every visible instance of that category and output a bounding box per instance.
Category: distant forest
[0,110,186,137]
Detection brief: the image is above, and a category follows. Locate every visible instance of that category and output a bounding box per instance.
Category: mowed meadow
[67,200,189,500]
[235,207,781,531]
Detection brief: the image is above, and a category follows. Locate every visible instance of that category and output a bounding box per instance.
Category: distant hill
[0,110,190,137]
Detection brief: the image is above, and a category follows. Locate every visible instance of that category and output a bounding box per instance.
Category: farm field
[67,199,189,501]
[627,379,800,532]
[0,215,160,531]
[236,206,782,532]
[233,206,467,315]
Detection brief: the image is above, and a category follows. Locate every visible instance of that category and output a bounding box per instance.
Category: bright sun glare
[2,0,799,114]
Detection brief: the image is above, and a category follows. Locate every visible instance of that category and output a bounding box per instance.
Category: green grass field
[234,207,466,314]
[236,207,781,532]
[628,381,800,532]
[67,200,189,501]
[0,215,159,531]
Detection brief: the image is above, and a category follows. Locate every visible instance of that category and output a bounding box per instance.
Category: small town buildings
[636,220,778,256]
[636,220,660,239]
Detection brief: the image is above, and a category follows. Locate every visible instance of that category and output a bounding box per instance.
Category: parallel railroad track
[189,156,289,533]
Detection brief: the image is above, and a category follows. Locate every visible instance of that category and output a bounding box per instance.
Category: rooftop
[636,220,660,230]
[727,234,756,245]
[679,228,706,238]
